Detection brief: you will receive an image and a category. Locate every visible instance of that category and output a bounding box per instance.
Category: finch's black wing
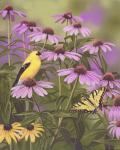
[12,62,31,86]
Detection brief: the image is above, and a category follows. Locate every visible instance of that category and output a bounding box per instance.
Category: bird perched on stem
[13,51,41,86]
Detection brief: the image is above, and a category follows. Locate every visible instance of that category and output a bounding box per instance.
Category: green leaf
[20,113,40,126]
[0,73,11,123]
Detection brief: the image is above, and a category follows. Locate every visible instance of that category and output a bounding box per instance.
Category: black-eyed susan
[0,122,23,144]
[21,123,44,143]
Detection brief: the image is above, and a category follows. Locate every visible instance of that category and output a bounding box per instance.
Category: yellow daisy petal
[0,124,4,130]
[9,131,17,143]
[0,135,4,143]
[5,133,11,145]
[13,132,21,139]
[34,131,40,138]
[25,131,30,141]
[30,133,35,143]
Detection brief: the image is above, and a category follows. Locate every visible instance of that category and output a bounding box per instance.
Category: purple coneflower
[108,96,120,121]
[105,88,120,98]
[13,21,41,35]
[11,79,54,99]
[80,39,115,54]
[57,64,100,86]
[108,120,120,139]
[0,5,26,21]
[100,72,120,89]
[30,27,60,44]
[41,46,81,61]
[63,22,90,37]
[53,12,83,24]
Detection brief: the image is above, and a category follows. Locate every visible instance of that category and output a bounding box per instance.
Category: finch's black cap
[36,51,41,55]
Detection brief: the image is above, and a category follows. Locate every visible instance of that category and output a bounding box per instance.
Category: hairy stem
[65,79,78,109]
[58,60,62,96]
[9,143,12,150]
[41,39,47,51]
[74,36,77,52]
[64,20,68,44]
[98,49,107,73]
[25,101,29,112]
[30,141,32,150]
[105,135,114,150]
[32,95,41,112]
[49,79,78,148]
[8,16,11,66]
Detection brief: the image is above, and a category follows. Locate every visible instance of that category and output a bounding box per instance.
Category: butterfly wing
[72,97,95,112]
[89,87,105,108]
[71,87,105,112]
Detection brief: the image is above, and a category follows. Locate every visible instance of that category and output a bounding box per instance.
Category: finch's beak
[36,51,41,56]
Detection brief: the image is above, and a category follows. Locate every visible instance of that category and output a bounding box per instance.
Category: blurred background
[0,0,120,71]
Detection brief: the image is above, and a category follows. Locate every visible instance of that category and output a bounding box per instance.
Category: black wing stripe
[12,62,31,86]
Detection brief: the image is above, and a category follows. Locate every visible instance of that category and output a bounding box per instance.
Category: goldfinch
[13,51,41,86]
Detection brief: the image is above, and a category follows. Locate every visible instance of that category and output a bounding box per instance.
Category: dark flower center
[73,23,82,28]
[63,12,72,19]
[116,121,120,127]
[4,124,12,131]
[114,96,120,106]
[21,21,36,32]
[43,28,54,35]
[4,5,13,11]
[93,40,103,47]
[103,72,115,81]
[28,22,36,32]
[23,79,36,87]
[74,65,87,75]
[28,22,36,27]
[55,48,65,55]
[27,125,34,130]
[21,20,29,25]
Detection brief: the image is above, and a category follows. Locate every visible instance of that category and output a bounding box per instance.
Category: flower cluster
[0,122,44,144]
[108,96,120,139]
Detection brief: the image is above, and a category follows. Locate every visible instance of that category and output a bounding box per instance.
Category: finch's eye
[36,51,41,56]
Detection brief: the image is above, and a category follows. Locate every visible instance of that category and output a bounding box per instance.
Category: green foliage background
[0,0,120,41]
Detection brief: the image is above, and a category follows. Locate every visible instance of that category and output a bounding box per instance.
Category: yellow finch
[13,51,41,86]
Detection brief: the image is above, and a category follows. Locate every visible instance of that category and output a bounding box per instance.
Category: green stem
[65,79,78,109]
[9,143,12,150]
[74,36,77,52]
[98,49,107,73]
[25,101,29,112]
[32,95,41,112]
[49,79,78,148]
[105,135,114,150]
[8,16,11,66]
[64,21,68,45]
[30,141,32,150]
[58,60,62,96]
[42,39,47,50]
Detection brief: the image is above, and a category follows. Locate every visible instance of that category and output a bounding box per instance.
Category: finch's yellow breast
[19,59,41,81]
